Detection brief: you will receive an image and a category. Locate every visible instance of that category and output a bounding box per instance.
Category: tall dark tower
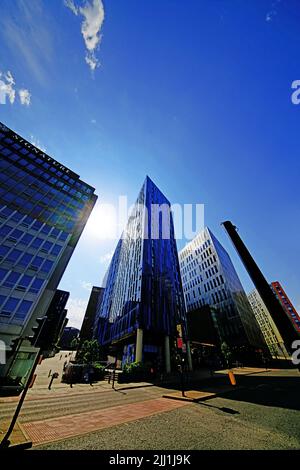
[95,176,191,372]
[222,221,299,352]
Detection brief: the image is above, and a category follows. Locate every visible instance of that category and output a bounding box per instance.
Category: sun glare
[85,203,118,240]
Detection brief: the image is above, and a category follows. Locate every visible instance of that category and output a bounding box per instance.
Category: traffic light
[28,317,48,348]
[10,337,21,351]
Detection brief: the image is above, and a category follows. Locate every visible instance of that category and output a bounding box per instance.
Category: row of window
[0,206,69,241]
[202,254,217,270]
[0,191,77,233]
[180,238,211,264]
[0,224,62,255]
[186,297,206,311]
[0,246,54,273]
[204,275,224,292]
[0,140,92,197]
[0,160,87,210]
[211,289,228,304]
[0,268,44,294]
[0,294,33,319]
[0,160,86,219]
[205,265,218,279]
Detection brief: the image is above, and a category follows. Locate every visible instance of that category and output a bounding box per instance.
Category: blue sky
[0,0,299,328]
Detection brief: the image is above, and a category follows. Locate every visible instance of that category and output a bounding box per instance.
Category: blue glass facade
[0,122,97,388]
[95,177,187,369]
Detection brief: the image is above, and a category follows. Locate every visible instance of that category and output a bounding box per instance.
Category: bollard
[228,369,236,386]
[48,372,59,390]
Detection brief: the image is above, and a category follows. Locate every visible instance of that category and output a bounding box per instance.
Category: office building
[271,281,300,333]
[0,122,97,391]
[179,228,266,355]
[79,286,104,346]
[94,176,190,372]
[248,289,289,358]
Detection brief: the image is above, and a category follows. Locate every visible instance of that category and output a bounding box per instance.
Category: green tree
[76,340,102,364]
[70,337,79,351]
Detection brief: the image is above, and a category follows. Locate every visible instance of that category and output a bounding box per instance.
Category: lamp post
[0,350,41,449]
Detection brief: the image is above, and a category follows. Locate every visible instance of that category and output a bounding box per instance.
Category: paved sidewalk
[0,420,30,447]
[0,381,156,403]
[23,398,190,447]
[163,384,238,402]
[214,367,274,376]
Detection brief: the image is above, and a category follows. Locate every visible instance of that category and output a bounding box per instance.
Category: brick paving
[22,398,190,446]
[0,420,30,446]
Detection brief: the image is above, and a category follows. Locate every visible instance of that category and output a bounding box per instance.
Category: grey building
[248,289,290,359]
[179,227,266,353]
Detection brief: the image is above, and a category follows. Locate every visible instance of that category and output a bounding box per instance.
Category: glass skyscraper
[179,227,266,353]
[95,176,190,372]
[0,122,97,391]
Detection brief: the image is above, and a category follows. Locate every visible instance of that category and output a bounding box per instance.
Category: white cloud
[30,136,46,152]
[80,280,93,291]
[65,0,105,72]
[0,71,16,104]
[100,250,113,265]
[266,0,281,22]
[65,297,88,329]
[64,0,79,16]
[0,1,54,85]
[0,70,31,106]
[19,89,31,106]
[85,54,98,71]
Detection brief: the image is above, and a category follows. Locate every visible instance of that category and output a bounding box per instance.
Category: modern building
[186,305,221,369]
[39,289,70,358]
[79,286,104,346]
[94,176,191,372]
[248,289,289,359]
[0,122,97,391]
[59,326,80,350]
[179,228,266,356]
[271,281,300,334]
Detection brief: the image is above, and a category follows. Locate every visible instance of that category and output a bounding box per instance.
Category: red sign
[177,338,183,349]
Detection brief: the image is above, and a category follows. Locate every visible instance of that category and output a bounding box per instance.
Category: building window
[17,274,33,290]
[30,256,44,270]
[20,233,34,245]
[2,297,19,315]
[41,260,54,273]
[31,237,44,249]
[0,225,12,237]
[7,249,22,263]
[19,253,34,267]
[15,300,33,319]
[51,244,62,256]
[0,267,8,281]
[29,278,44,294]
[3,272,21,288]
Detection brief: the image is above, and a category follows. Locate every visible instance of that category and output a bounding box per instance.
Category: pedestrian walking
[88,366,94,387]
